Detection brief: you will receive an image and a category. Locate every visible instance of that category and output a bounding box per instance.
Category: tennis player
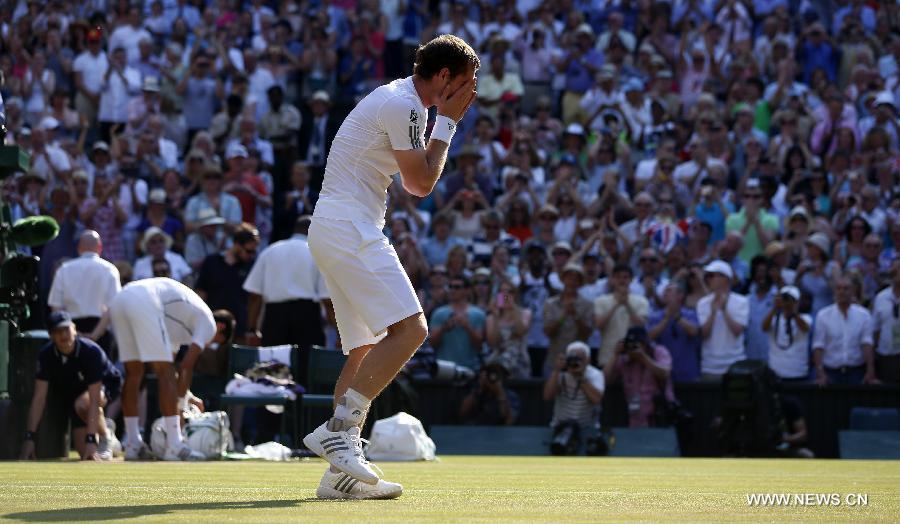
[303,34,479,499]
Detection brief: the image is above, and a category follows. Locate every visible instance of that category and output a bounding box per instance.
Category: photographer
[543,341,605,455]
[458,360,520,426]
[604,327,674,428]
[761,286,811,381]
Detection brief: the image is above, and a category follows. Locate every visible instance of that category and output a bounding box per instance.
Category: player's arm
[392,79,476,197]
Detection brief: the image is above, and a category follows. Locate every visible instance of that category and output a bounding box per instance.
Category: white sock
[163,415,183,449]
[328,388,371,431]
[124,417,142,446]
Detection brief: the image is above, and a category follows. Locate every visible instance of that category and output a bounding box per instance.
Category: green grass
[0,457,898,522]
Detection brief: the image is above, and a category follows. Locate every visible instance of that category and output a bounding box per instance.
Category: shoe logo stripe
[344,479,358,493]
[325,446,350,453]
[321,436,342,444]
[335,476,352,492]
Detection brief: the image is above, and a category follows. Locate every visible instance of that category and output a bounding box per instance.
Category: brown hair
[413,34,480,79]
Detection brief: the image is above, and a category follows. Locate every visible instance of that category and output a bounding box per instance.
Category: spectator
[871,258,900,383]
[698,260,749,381]
[797,232,841,316]
[97,47,141,141]
[604,326,674,428]
[648,282,702,383]
[73,28,107,125]
[429,276,486,373]
[133,227,191,283]
[184,209,228,271]
[812,276,878,386]
[137,189,184,253]
[595,264,649,367]
[222,143,271,224]
[195,224,259,337]
[109,6,153,65]
[725,179,779,264]
[484,278,531,379]
[79,175,127,263]
[543,263,593,377]
[21,312,122,461]
[745,256,778,362]
[458,359,520,426]
[762,285,812,381]
[420,212,466,268]
[543,341,604,455]
[259,85,301,167]
[298,90,339,175]
[185,167,243,233]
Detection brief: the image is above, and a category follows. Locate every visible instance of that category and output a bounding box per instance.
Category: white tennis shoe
[303,423,380,485]
[162,443,205,461]
[316,469,403,500]
[124,441,154,461]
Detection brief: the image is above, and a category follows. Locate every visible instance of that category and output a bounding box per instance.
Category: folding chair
[219,344,301,447]
[299,345,346,434]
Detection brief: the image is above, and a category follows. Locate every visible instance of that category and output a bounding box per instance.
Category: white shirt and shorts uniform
[310,77,427,353]
[109,277,216,363]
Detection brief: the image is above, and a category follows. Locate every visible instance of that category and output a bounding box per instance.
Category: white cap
[39,116,60,131]
[703,259,734,280]
[564,123,585,136]
[779,285,801,301]
[225,143,248,159]
[566,341,590,357]
[874,91,896,109]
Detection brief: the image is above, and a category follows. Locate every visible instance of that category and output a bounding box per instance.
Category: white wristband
[430,114,457,144]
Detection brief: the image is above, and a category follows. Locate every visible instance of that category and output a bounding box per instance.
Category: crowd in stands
[2,0,899,438]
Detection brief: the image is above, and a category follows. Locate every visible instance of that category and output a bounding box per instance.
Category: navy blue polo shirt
[35,337,122,399]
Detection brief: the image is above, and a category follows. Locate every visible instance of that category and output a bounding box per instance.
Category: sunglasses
[474,280,490,285]
[448,283,466,289]
[639,257,658,263]
[744,194,762,199]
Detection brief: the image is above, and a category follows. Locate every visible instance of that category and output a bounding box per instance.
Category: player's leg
[151,360,203,460]
[305,219,422,485]
[110,291,151,458]
[342,313,426,402]
[317,342,403,499]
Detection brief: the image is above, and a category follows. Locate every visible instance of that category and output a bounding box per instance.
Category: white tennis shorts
[109,284,173,362]
[308,217,423,353]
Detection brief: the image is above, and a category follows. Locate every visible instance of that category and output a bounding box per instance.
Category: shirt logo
[408,123,422,149]
[409,110,418,124]
[448,122,455,131]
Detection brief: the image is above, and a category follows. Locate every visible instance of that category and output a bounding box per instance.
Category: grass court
[1,456,898,522]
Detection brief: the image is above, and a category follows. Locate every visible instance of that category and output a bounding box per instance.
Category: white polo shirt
[697,292,749,375]
[137,277,216,349]
[47,253,121,318]
[812,304,874,368]
[871,286,900,357]
[243,234,329,303]
[766,313,812,379]
[313,76,427,227]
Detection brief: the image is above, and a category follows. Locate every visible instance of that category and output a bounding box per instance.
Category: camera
[486,370,501,383]
[550,421,580,456]
[432,359,475,384]
[566,355,581,369]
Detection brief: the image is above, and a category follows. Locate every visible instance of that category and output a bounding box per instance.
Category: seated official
[458,359,520,425]
[604,326,674,428]
[21,312,123,461]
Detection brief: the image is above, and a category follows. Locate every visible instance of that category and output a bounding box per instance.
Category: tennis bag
[150,411,233,459]
[365,412,436,461]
